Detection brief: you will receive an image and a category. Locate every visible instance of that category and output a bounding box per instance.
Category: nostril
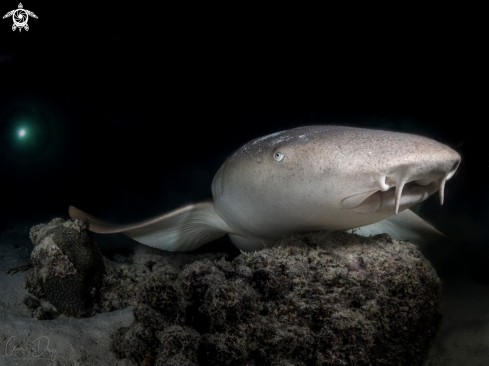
[380,176,396,191]
[385,176,396,186]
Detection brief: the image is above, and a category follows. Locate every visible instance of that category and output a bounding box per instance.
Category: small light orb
[1,106,53,158]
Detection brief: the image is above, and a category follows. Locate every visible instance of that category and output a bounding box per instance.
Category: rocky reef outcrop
[23,218,441,364]
[111,231,442,366]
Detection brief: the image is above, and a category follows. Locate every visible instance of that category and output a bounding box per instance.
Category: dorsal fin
[69,200,230,252]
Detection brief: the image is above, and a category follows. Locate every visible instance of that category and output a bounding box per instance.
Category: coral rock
[25,218,105,318]
[111,230,442,365]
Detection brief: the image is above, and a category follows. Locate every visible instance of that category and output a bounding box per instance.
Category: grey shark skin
[69,125,461,252]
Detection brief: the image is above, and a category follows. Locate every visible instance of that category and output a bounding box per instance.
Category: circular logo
[12,9,28,27]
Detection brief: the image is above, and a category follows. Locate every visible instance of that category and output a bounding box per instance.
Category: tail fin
[69,200,230,252]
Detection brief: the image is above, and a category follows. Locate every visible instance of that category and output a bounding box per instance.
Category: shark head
[212,125,460,249]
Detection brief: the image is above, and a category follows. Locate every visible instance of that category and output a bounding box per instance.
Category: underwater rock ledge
[111,230,442,366]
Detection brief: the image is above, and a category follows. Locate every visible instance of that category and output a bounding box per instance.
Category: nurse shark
[69,125,461,252]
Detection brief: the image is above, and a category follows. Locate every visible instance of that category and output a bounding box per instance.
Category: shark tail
[68,200,229,252]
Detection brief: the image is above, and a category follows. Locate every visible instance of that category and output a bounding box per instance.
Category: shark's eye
[274,151,284,162]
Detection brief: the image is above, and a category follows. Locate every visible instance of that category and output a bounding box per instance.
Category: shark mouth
[342,175,448,215]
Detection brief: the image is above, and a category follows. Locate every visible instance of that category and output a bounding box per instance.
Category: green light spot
[19,129,26,137]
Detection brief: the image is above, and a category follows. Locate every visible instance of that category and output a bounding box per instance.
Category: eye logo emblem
[3,3,38,32]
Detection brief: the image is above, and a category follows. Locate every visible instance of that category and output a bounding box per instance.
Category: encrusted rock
[25,218,106,318]
[111,230,442,365]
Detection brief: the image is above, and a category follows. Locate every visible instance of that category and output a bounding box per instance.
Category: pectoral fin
[350,208,447,242]
[68,200,230,252]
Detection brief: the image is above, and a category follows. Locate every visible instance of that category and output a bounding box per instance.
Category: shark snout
[383,149,461,214]
[343,152,461,215]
